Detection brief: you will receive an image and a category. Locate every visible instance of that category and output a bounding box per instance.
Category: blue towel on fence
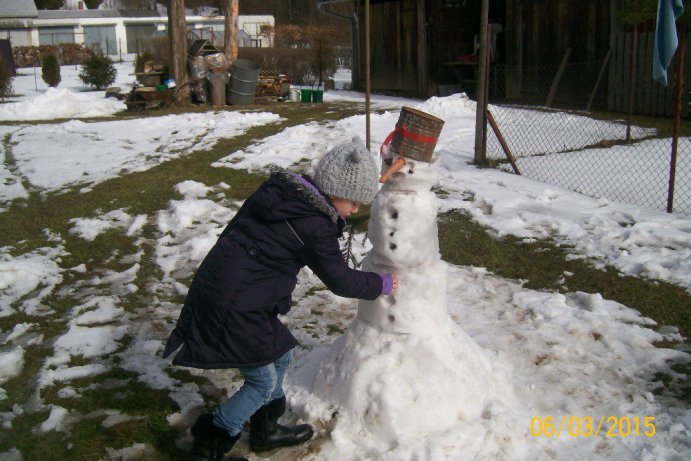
[653,0,685,86]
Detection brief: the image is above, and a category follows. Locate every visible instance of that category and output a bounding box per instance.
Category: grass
[4,409,184,461]
[588,109,691,138]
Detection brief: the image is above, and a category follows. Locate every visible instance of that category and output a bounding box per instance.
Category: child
[163,136,398,461]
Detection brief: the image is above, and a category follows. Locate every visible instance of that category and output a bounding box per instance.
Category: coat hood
[252,167,343,225]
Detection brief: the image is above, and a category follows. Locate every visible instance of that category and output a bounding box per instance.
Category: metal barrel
[227,59,260,105]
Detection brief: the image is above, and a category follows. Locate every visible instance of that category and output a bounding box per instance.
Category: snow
[37,405,70,434]
[2,61,134,121]
[2,323,35,345]
[0,88,126,122]
[0,244,66,317]
[0,63,689,460]
[0,348,24,385]
[9,111,281,193]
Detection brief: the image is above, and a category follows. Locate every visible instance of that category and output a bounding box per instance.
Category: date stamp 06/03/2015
[531,416,657,438]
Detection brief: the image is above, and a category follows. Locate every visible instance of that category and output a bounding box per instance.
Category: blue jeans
[213,350,292,436]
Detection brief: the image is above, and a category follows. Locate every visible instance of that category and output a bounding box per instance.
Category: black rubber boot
[188,413,248,461]
[249,396,314,452]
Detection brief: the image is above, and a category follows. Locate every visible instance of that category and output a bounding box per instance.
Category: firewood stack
[255,69,290,100]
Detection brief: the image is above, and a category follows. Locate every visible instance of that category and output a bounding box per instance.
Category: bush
[149,36,170,70]
[79,51,117,90]
[134,51,155,74]
[238,47,336,86]
[41,53,61,87]
[13,44,92,68]
[0,56,13,100]
[58,43,93,66]
[238,24,340,87]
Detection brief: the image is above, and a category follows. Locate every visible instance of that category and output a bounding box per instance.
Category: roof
[118,9,164,18]
[0,0,39,19]
[3,5,254,23]
[38,10,122,20]
[189,39,220,56]
[35,9,167,20]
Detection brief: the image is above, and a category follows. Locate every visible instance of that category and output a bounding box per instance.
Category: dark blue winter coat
[162,168,384,368]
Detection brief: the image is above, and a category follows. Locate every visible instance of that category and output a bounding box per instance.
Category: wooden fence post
[545,47,571,108]
[626,25,638,143]
[473,0,489,166]
[486,110,521,175]
[587,49,611,111]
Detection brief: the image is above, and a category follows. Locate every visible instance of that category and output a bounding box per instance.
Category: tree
[222,0,239,64]
[274,24,340,86]
[0,56,13,101]
[79,51,117,89]
[183,0,238,64]
[41,53,62,87]
[168,0,189,104]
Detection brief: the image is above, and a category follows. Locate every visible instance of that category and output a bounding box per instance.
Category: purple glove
[380,273,394,295]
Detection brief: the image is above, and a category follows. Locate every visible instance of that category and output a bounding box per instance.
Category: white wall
[1,14,275,55]
[2,29,32,47]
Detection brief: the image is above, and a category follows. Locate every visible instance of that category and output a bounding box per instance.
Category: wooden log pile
[256,70,290,99]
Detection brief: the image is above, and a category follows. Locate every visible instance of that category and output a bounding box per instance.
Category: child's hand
[391,273,399,291]
[381,273,399,296]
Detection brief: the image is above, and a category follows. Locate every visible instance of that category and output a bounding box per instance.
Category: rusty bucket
[389,107,445,162]
[379,107,445,183]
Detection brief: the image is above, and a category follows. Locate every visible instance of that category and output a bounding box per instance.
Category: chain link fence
[485,61,690,215]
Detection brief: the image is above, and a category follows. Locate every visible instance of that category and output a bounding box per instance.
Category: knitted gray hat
[313,136,379,204]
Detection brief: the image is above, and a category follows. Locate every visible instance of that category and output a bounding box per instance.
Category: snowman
[302,108,517,459]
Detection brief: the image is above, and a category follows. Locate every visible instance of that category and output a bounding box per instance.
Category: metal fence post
[667,24,686,213]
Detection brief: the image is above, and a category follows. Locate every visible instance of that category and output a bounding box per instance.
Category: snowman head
[380,155,439,191]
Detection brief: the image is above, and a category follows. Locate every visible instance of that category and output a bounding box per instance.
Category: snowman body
[357,157,448,334]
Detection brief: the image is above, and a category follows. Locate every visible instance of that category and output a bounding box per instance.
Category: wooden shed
[502,0,689,116]
[324,0,688,117]
[336,0,500,97]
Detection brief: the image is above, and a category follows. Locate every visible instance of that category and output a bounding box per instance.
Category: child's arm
[296,221,386,300]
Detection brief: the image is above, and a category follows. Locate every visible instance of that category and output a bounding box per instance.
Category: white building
[0,0,274,55]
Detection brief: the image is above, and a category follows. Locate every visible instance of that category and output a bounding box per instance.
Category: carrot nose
[379,157,406,183]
